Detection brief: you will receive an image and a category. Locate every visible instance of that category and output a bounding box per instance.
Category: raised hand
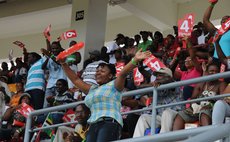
[209,0,218,4]
[8,49,13,61]
[134,49,152,62]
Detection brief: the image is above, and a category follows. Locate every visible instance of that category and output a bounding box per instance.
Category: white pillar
[71,0,108,70]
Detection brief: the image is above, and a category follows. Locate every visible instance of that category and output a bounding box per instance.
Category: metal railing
[24,71,230,142]
[115,123,230,142]
[184,123,230,142]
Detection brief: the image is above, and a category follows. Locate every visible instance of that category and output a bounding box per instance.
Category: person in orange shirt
[9,82,24,107]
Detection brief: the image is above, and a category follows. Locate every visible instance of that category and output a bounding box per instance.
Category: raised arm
[215,35,228,65]
[203,1,218,33]
[186,38,203,72]
[57,58,91,94]
[114,49,151,91]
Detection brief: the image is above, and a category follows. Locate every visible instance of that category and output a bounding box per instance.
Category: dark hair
[97,63,116,76]
[18,93,32,105]
[1,62,8,66]
[207,62,220,71]
[134,34,141,39]
[76,104,90,114]
[52,41,62,47]
[69,40,77,47]
[57,79,68,89]
[15,81,24,86]
[154,31,164,43]
[167,34,175,41]
[29,52,41,61]
[115,33,125,41]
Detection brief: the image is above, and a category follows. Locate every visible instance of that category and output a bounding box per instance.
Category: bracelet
[131,58,138,66]
[50,54,55,59]
[210,3,215,8]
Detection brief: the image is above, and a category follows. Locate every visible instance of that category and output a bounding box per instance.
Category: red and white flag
[17,103,34,118]
[43,24,51,41]
[116,62,125,77]
[60,30,77,40]
[213,18,230,42]
[133,67,144,86]
[143,55,166,72]
[62,109,76,122]
[13,41,25,48]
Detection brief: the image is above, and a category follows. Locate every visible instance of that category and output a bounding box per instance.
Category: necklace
[81,124,89,134]
[202,82,216,97]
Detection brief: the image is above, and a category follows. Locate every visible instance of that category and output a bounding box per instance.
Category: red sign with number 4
[143,55,166,72]
[61,30,77,40]
[178,13,195,38]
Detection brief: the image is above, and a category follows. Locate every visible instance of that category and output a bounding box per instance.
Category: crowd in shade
[0,0,230,142]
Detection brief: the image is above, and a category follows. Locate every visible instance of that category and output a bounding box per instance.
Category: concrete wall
[0,0,68,17]
[105,15,159,41]
[0,28,69,59]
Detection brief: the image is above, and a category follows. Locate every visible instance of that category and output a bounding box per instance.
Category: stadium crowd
[0,0,230,141]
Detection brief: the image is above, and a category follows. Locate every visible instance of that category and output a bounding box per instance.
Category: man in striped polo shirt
[25,52,46,110]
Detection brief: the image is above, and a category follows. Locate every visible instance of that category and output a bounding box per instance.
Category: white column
[71,0,108,70]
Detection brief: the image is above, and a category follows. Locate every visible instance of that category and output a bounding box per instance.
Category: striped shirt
[54,91,74,106]
[84,80,123,126]
[25,58,45,91]
[81,60,106,85]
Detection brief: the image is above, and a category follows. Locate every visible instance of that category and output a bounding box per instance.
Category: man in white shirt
[105,34,125,64]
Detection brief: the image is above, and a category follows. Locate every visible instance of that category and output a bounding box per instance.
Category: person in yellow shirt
[53,104,90,142]
[9,82,24,107]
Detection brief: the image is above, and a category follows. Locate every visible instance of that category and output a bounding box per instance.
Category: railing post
[150,87,158,135]
[24,113,33,142]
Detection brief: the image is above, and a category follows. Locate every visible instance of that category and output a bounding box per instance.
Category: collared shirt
[54,91,74,106]
[140,87,184,116]
[157,87,184,116]
[180,67,202,88]
[25,58,46,91]
[84,80,123,126]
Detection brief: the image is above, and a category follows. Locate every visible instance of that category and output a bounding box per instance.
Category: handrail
[24,71,230,142]
[28,93,230,132]
[123,71,230,97]
[114,125,217,142]
[183,123,230,142]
